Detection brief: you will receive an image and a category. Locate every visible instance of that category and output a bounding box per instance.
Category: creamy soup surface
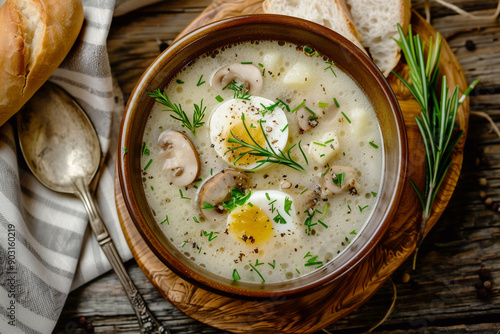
[141,40,383,283]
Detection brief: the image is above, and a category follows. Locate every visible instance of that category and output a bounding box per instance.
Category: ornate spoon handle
[74,178,168,334]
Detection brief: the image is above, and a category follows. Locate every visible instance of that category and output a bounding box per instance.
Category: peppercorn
[402,272,411,283]
[485,197,493,205]
[478,268,492,281]
[465,40,476,51]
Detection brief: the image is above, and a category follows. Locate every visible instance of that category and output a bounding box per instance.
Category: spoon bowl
[18,83,100,193]
[17,82,167,334]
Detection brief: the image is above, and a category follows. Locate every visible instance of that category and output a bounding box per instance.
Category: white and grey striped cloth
[0,0,161,333]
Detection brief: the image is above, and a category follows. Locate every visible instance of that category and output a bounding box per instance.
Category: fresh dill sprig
[147,89,206,135]
[392,23,479,269]
[226,113,306,171]
[223,80,251,100]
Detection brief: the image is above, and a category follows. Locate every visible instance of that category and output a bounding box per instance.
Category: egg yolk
[228,204,273,244]
[224,120,265,166]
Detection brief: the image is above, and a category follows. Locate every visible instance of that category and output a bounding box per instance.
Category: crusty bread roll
[0,0,84,127]
[262,0,367,54]
[346,0,411,76]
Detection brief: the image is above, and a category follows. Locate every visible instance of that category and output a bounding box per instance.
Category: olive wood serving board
[114,3,469,333]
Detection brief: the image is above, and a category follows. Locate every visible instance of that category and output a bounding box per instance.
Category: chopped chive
[324,138,335,144]
[347,204,352,212]
[343,152,346,156]
[194,178,202,183]
[321,167,331,176]
[300,188,308,195]
[332,172,345,187]
[202,202,215,210]
[193,216,199,223]
[232,269,241,281]
[359,205,369,212]
[333,97,340,108]
[203,230,219,241]
[250,123,257,129]
[151,186,154,191]
[210,168,213,175]
[248,202,254,207]
[345,236,350,244]
[258,63,264,68]
[308,115,318,120]
[244,171,255,173]
[278,99,291,112]
[320,154,325,157]
[350,230,357,234]
[341,112,351,123]
[181,241,187,247]
[268,260,276,269]
[371,191,378,197]
[318,220,328,228]
[322,203,329,219]
[122,146,128,156]
[291,99,306,112]
[298,140,309,165]
[296,268,301,274]
[255,259,264,266]
[369,141,379,149]
[303,46,314,54]
[324,61,337,77]
[304,106,316,115]
[215,95,224,102]
[241,61,253,64]
[273,211,287,224]
[144,159,153,171]
[304,261,323,267]
[176,79,184,84]
[318,102,329,108]
[141,142,150,155]
[313,141,327,147]
[160,215,169,225]
[249,264,265,284]
[196,75,205,86]
[281,124,289,132]
[199,247,202,254]
[193,185,198,189]
[265,192,271,201]
[179,189,191,200]
[304,251,312,258]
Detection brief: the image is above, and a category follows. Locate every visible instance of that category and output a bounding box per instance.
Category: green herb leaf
[341,112,351,124]
[232,269,241,281]
[284,197,293,215]
[273,211,287,224]
[215,95,224,102]
[371,191,377,197]
[202,202,215,210]
[332,172,345,187]
[147,89,205,135]
[176,79,184,84]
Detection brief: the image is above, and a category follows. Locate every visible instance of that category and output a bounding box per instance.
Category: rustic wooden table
[54,0,500,333]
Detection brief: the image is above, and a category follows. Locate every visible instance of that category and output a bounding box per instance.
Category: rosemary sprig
[147,89,206,135]
[393,24,479,269]
[226,113,306,171]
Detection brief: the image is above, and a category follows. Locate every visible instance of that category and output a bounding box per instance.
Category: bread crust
[0,0,84,126]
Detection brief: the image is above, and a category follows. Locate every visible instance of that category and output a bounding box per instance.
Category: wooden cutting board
[114,2,469,333]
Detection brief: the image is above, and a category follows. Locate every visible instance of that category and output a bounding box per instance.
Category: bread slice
[262,0,367,54]
[346,0,411,76]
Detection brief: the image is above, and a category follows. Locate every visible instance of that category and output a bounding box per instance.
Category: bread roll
[262,0,367,54]
[0,0,84,127]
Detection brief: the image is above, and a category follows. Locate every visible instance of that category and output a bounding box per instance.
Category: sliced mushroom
[321,166,358,197]
[297,107,319,132]
[157,130,200,187]
[212,63,263,95]
[197,169,250,221]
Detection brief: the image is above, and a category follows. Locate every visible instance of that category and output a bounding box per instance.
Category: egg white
[209,96,289,170]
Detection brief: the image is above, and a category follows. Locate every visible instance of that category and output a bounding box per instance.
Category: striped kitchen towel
[0,0,161,333]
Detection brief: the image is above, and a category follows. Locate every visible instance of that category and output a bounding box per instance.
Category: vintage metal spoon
[17,82,167,334]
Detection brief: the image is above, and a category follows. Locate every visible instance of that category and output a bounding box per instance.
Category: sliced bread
[346,0,411,76]
[262,0,367,54]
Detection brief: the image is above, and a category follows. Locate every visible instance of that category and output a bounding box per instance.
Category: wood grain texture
[111,6,469,334]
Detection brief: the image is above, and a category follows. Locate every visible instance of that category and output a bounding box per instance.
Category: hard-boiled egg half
[209,96,289,170]
[227,190,298,245]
